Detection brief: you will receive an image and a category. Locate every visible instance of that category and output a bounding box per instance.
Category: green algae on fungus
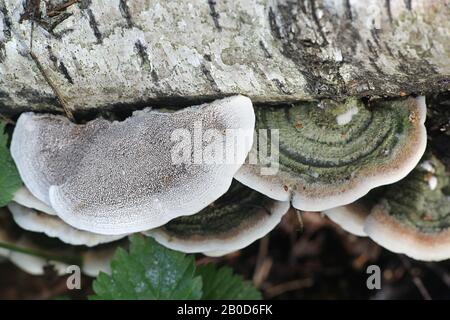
[145,181,290,256]
[364,155,450,261]
[235,96,427,212]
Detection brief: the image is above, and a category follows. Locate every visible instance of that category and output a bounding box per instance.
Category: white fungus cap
[8,202,126,247]
[11,95,255,235]
[8,237,68,276]
[12,187,56,215]
[324,203,370,237]
[81,247,115,277]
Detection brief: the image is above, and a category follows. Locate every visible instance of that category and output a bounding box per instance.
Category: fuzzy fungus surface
[236,96,427,211]
[364,155,450,261]
[11,96,255,235]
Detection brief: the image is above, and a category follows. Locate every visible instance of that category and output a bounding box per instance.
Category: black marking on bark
[271,1,347,98]
[134,40,159,83]
[58,62,74,84]
[207,0,222,31]
[0,89,10,99]
[259,41,272,59]
[385,0,393,24]
[397,51,438,76]
[0,4,12,40]
[384,42,395,58]
[0,4,12,63]
[135,40,149,64]
[368,57,385,75]
[201,63,221,93]
[52,27,75,39]
[344,0,353,21]
[17,87,59,106]
[271,79,291,95]
[366,40,378,58]
[268,7,282,40]
[46,45,74,84]
[46,45,58,68]
[86,9,102,43]
[404,0,412,11]
[47,12,73,33]
[298,0,308,15]
[370,28,381,48]
[119,0,133,28]
[203,54,212,62]
[309,0,328,46]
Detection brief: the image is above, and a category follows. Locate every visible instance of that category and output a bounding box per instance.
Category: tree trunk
[0,0,449,114]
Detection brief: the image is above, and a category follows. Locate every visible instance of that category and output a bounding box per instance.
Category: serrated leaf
[91,236,203,300]
[0,122,22,207]
[196,264,262,300]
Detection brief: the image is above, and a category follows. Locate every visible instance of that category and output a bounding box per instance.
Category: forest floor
[1,210,450,300]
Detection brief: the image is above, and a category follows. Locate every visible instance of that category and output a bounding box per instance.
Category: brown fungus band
[145,181,290,256]
[364,154,450,261]
[236,96,427,211]
[325,154,450,261]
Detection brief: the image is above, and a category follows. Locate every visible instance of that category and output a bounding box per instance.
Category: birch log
[0,0,448,114]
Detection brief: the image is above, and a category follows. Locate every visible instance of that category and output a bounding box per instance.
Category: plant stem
[0,241,82,266]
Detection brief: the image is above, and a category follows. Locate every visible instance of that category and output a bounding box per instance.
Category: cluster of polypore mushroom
[1,93,448,276]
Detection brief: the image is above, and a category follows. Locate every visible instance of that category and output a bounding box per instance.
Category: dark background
[1,211,450,300]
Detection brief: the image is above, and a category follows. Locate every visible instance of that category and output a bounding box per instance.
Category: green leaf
[91,236,203,300]
[0,122,22,207]
[196,264,262,300]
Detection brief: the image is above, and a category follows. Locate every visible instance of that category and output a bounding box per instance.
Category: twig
[295,209,304,233]
[400,256,432,300]
[27,9,74,121]
[425,262,450,288]
[47,0,79,17]
[0,241,81,266]
[264,278,314,299]
[253,235,271,287]
[29,51,75,121]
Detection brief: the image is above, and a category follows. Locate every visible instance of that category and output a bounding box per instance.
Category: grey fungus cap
[11,96,255,235]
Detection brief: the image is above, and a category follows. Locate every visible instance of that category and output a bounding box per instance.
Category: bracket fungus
[324,154,450,261]
[7,202,125,247]
[12,187,56,216]
[323,203,370,237]
[145,181,290,256]
[10,96,255,235]
[235,96,427,211]
[364,155,450,261]
[0,207,117,276]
